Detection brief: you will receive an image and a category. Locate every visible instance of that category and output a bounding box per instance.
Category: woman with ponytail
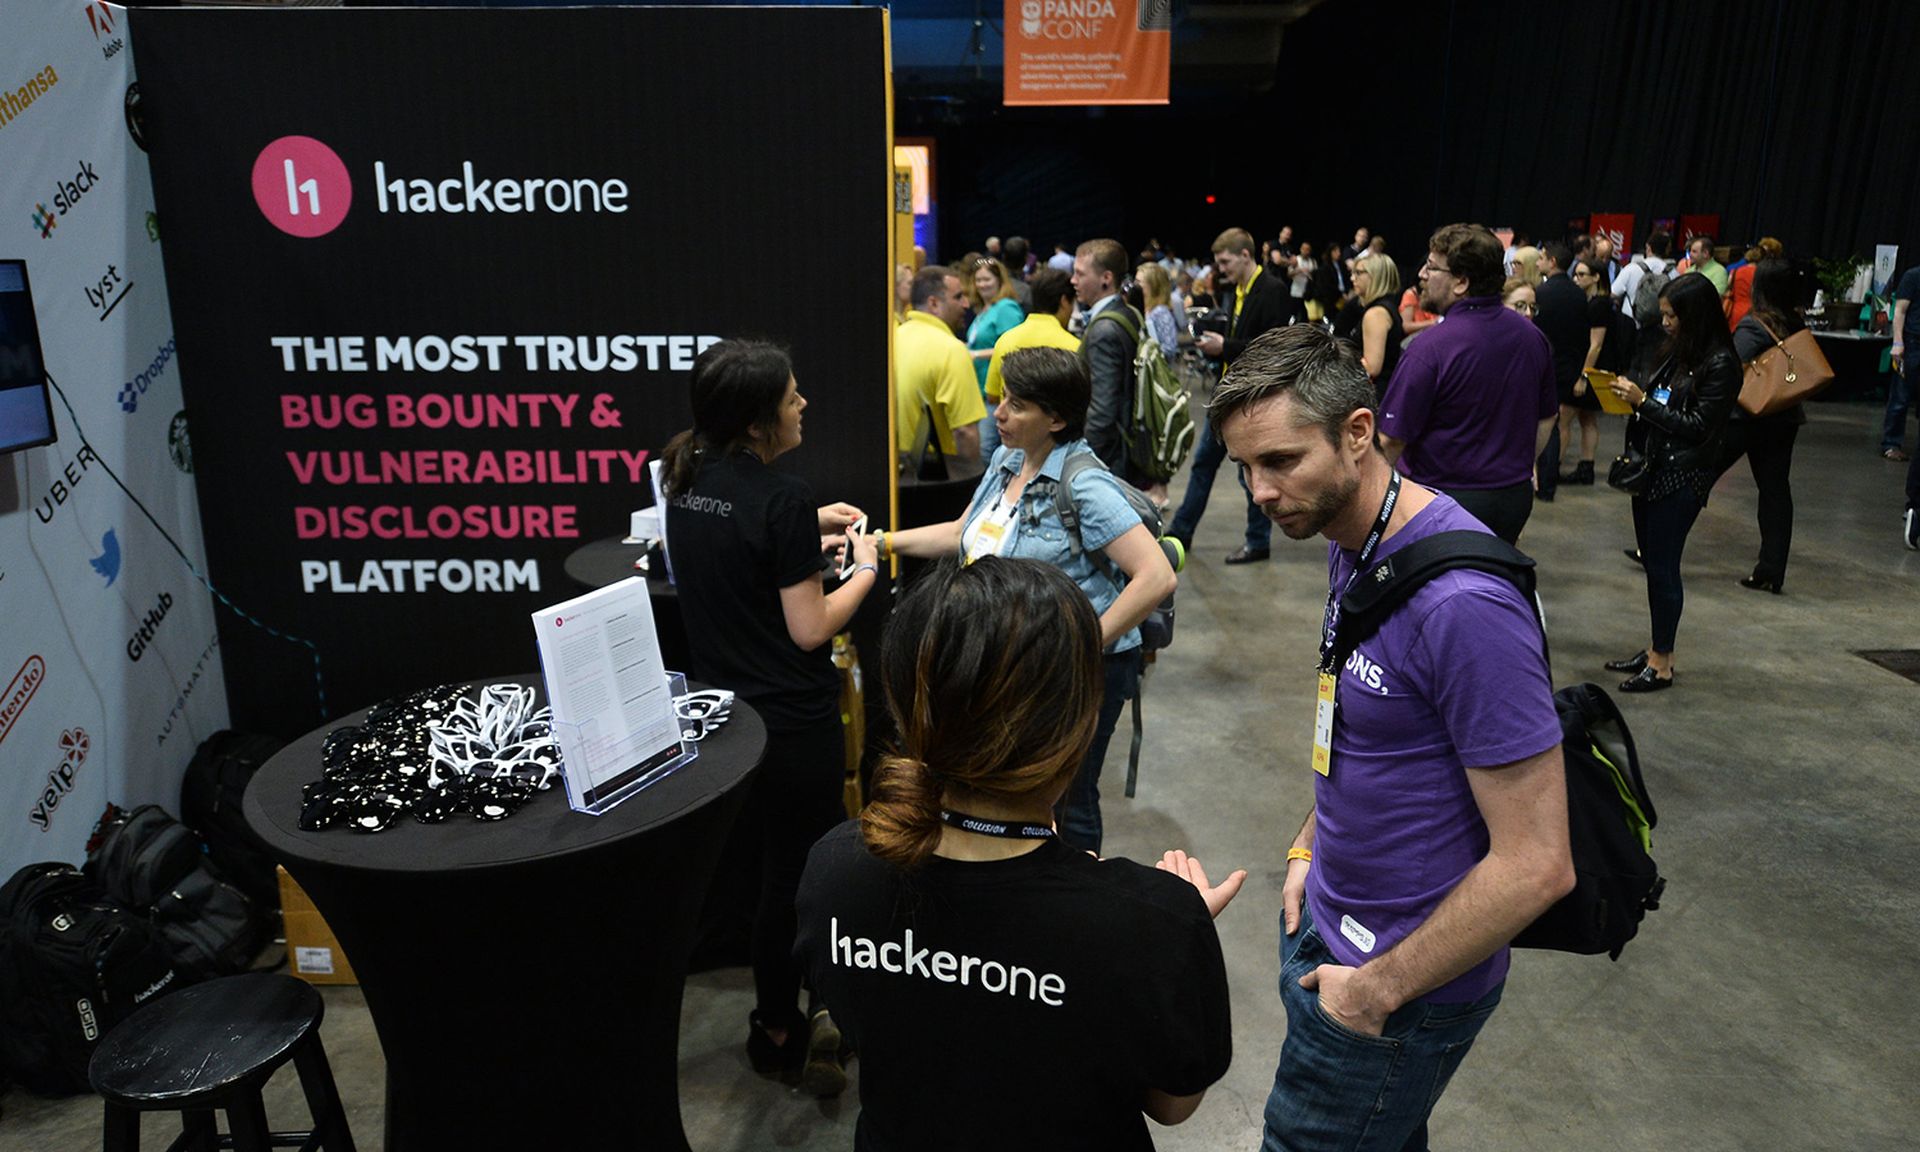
[795,557,1241,1147]
[661,339,878,1096]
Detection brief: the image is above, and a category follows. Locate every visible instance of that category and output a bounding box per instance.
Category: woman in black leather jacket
[1605,273,1739,692]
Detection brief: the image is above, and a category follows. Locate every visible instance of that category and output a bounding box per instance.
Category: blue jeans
[1055,648,1142,855]
[1169,413,1270,552]
[1262,902,1503,1152]
[1883,356,1916,452]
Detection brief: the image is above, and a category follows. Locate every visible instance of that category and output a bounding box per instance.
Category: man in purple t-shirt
[1378,223,1559,544]
[1214,324,1574,1151]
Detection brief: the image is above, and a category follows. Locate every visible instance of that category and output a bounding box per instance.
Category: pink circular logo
[251,135,351,238]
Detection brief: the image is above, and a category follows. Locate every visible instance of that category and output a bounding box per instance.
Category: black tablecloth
[244,675,765,1152]
[1813,331,1893,402]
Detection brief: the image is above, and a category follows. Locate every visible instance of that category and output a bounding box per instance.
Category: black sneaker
[800,1009,848,1098]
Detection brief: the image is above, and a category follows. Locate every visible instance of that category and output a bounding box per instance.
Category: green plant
[1813,254,1869,301]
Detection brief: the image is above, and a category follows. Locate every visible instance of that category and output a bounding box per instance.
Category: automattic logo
[252,136,352,238]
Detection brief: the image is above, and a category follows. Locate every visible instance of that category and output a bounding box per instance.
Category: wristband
[1286,847,1313,864]
[877,530,891,561]
[850,562,878,581]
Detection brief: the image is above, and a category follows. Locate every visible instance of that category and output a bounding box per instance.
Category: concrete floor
[6,402,1917,1150]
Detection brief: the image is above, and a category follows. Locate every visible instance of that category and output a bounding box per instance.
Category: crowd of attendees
[663,217,1911,1146]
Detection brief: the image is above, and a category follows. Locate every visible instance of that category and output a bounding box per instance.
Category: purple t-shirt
[1378,297,1558,489]
[1308,493,1560,1002]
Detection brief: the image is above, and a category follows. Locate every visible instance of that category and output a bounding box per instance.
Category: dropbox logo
[251,136,352,238]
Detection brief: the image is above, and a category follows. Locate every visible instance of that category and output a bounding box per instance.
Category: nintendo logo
[0,655,46,746]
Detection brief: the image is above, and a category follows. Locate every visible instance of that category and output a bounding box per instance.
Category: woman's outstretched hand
[1156,850,1247,919]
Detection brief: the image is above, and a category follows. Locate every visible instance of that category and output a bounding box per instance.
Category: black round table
[243,675,765,1152]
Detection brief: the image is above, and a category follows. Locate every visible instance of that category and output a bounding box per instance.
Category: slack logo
[30,203,55,238]
[251,136,351,238]
[30,159,102,238]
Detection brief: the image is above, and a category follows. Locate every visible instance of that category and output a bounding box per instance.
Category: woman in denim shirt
[884,347,1176,854]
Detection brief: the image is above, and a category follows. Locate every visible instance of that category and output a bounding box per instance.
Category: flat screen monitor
[0,260,56,454]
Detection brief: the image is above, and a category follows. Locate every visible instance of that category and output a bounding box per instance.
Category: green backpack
[1087,308,1197,484]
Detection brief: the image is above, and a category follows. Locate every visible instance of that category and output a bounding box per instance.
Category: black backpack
[85,806,263,981]
[1331,530,1665,961]
[0,863,182,1095]
[179,730,286,914]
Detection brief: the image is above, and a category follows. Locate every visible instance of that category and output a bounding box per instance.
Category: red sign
[1590,213,1634,270]
[1003,0,1170,106]
[0,655,45,747]
[1679,214,1722,246]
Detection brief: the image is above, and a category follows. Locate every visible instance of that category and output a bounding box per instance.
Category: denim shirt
[960,439,1142,653]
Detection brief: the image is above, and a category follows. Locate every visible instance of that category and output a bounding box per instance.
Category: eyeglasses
[1507,301,1538,315]
[1572,269,1596,278]
[1421,259,1452,276]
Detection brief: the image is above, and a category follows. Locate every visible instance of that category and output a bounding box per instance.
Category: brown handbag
[1737,320,1834,416]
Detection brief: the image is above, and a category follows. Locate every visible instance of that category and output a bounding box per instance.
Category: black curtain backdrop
[931,0,1920,281]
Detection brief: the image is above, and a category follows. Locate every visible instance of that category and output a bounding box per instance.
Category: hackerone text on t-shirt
[826,916,1066,1006]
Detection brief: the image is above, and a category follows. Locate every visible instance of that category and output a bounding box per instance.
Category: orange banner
[1003,0,1170,106]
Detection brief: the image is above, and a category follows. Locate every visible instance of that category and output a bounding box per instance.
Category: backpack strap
[1048,450,1102,563]
[1085,303,1141,345]
[1331,530,1539,671]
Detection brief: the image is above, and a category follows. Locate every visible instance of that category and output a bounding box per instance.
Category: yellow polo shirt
[895,310,987,455]
[1235,265,1262,318]
[982,312,1082,402]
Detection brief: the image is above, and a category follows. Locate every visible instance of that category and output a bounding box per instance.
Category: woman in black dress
[1332,252,1404,392]
[1557,256,1629,484]
[660,339,880,1093]
[1718,259,1809,593]
[1604,274,1740,692]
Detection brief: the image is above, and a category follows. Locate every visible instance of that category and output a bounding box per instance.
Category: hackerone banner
[129,7,893,735]
[1003,0,1171,106]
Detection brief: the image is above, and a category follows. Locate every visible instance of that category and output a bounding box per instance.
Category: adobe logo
[251,135,351,238]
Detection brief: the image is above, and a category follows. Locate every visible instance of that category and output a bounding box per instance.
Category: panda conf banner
[127,7,894,736]
[1004,0,1171,106]
[1,2,229,880]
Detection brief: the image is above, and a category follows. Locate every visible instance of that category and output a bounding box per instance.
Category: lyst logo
[251,136,351,238]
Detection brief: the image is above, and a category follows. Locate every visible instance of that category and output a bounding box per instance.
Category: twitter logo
[90,529,121,586]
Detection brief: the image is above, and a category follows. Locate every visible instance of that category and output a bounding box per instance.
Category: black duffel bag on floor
[0,863,181,1095]
[86,805,263,981]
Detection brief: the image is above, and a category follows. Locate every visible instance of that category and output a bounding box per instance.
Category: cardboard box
[277,865,358,985]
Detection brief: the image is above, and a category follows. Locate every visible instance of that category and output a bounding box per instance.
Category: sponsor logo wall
[129,7,892,734]
[0,2,229,882]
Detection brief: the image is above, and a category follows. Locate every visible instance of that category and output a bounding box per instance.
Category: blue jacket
[960,440,1143,652]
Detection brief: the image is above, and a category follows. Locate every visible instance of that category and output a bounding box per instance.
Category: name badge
[1651,385,1671,405]
[964,517,1007,565]
[1312,671,1336,777]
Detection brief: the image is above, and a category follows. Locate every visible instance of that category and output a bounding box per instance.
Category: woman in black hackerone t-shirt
[660,340,880,1095]
[795,558,1241,1148]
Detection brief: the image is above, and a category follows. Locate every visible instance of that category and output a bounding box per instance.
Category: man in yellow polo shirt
[896,266,985,461]
[980,267,1079,455]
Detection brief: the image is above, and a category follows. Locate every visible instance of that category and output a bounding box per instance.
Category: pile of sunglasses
[301,684,563,833]
[674,688,735,742]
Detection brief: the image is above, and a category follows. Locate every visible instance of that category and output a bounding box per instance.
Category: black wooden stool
[88,972,356,1152]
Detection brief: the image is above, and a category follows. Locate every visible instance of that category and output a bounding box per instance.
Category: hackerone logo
[252,136,352,238]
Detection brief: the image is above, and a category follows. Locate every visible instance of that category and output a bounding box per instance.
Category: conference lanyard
[939,809,1056,841]
[1318,470,1401,675]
